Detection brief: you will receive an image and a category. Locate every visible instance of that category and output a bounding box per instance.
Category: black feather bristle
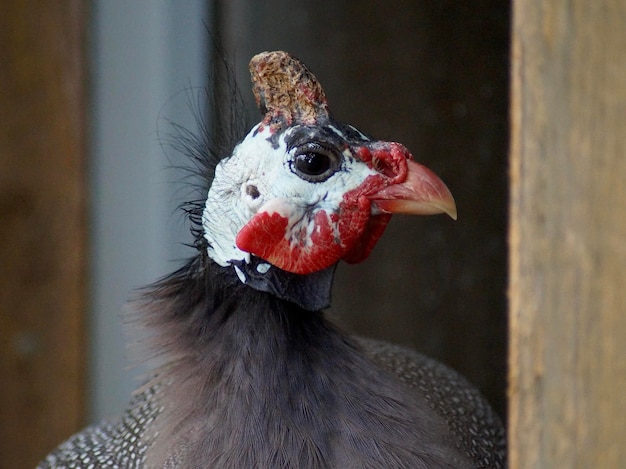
[158,46,250,254]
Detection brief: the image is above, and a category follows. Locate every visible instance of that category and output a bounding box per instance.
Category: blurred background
[0,1,509,467]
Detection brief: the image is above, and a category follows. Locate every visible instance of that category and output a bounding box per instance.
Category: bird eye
[291,143,339,182]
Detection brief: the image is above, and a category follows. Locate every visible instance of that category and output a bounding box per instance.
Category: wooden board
[509,0,626,466]
[0,2,87,467]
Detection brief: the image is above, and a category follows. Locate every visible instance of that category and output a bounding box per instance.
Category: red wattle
[236,209,347,275]
[235,211,288,258]
[341,213,391,264]
[336,180,393,264]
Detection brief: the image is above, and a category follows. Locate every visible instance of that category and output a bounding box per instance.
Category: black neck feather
[232,256,337,311]
[136,254,467,468]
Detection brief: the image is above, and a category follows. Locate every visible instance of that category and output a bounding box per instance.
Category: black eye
[296,152,330,175]
[291,143,339,182]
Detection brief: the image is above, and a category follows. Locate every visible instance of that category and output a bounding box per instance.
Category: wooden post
[509,0,626,467]
[0,2,87,467]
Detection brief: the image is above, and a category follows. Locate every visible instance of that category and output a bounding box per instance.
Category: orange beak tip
[373,198,457,220]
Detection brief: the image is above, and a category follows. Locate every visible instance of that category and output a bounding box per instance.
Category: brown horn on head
[249,51,329,131]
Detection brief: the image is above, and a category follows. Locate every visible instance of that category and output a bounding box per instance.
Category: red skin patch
[235,177,395,275]
[235,142,411,275]
[236,209,345,274]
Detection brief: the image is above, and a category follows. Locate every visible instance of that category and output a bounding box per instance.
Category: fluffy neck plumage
[138,256,467,468]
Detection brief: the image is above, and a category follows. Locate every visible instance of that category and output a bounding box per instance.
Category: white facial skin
[202,124,377,270]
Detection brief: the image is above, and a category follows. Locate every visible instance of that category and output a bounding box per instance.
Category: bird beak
[369,159,457,220]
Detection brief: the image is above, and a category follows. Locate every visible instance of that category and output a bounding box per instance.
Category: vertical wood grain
[509,0,626,467]
[0,1,87,467]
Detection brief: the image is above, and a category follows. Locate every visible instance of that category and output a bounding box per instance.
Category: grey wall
[90,0,209,421]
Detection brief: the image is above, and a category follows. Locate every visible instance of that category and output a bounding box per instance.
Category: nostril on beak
[355,142,410,182]
[372,156,397,179]
[371,143,410,183]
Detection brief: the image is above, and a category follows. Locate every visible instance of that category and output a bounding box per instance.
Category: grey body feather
[39,260,505,469]
[39,340,505,468]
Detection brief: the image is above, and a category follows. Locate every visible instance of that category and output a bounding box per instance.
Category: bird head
[202,51,456,309]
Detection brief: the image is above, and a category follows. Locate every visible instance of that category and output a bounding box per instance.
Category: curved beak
[369,160,457,220]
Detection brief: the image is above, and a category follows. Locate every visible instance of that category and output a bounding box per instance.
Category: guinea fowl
[40,51,505,468]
